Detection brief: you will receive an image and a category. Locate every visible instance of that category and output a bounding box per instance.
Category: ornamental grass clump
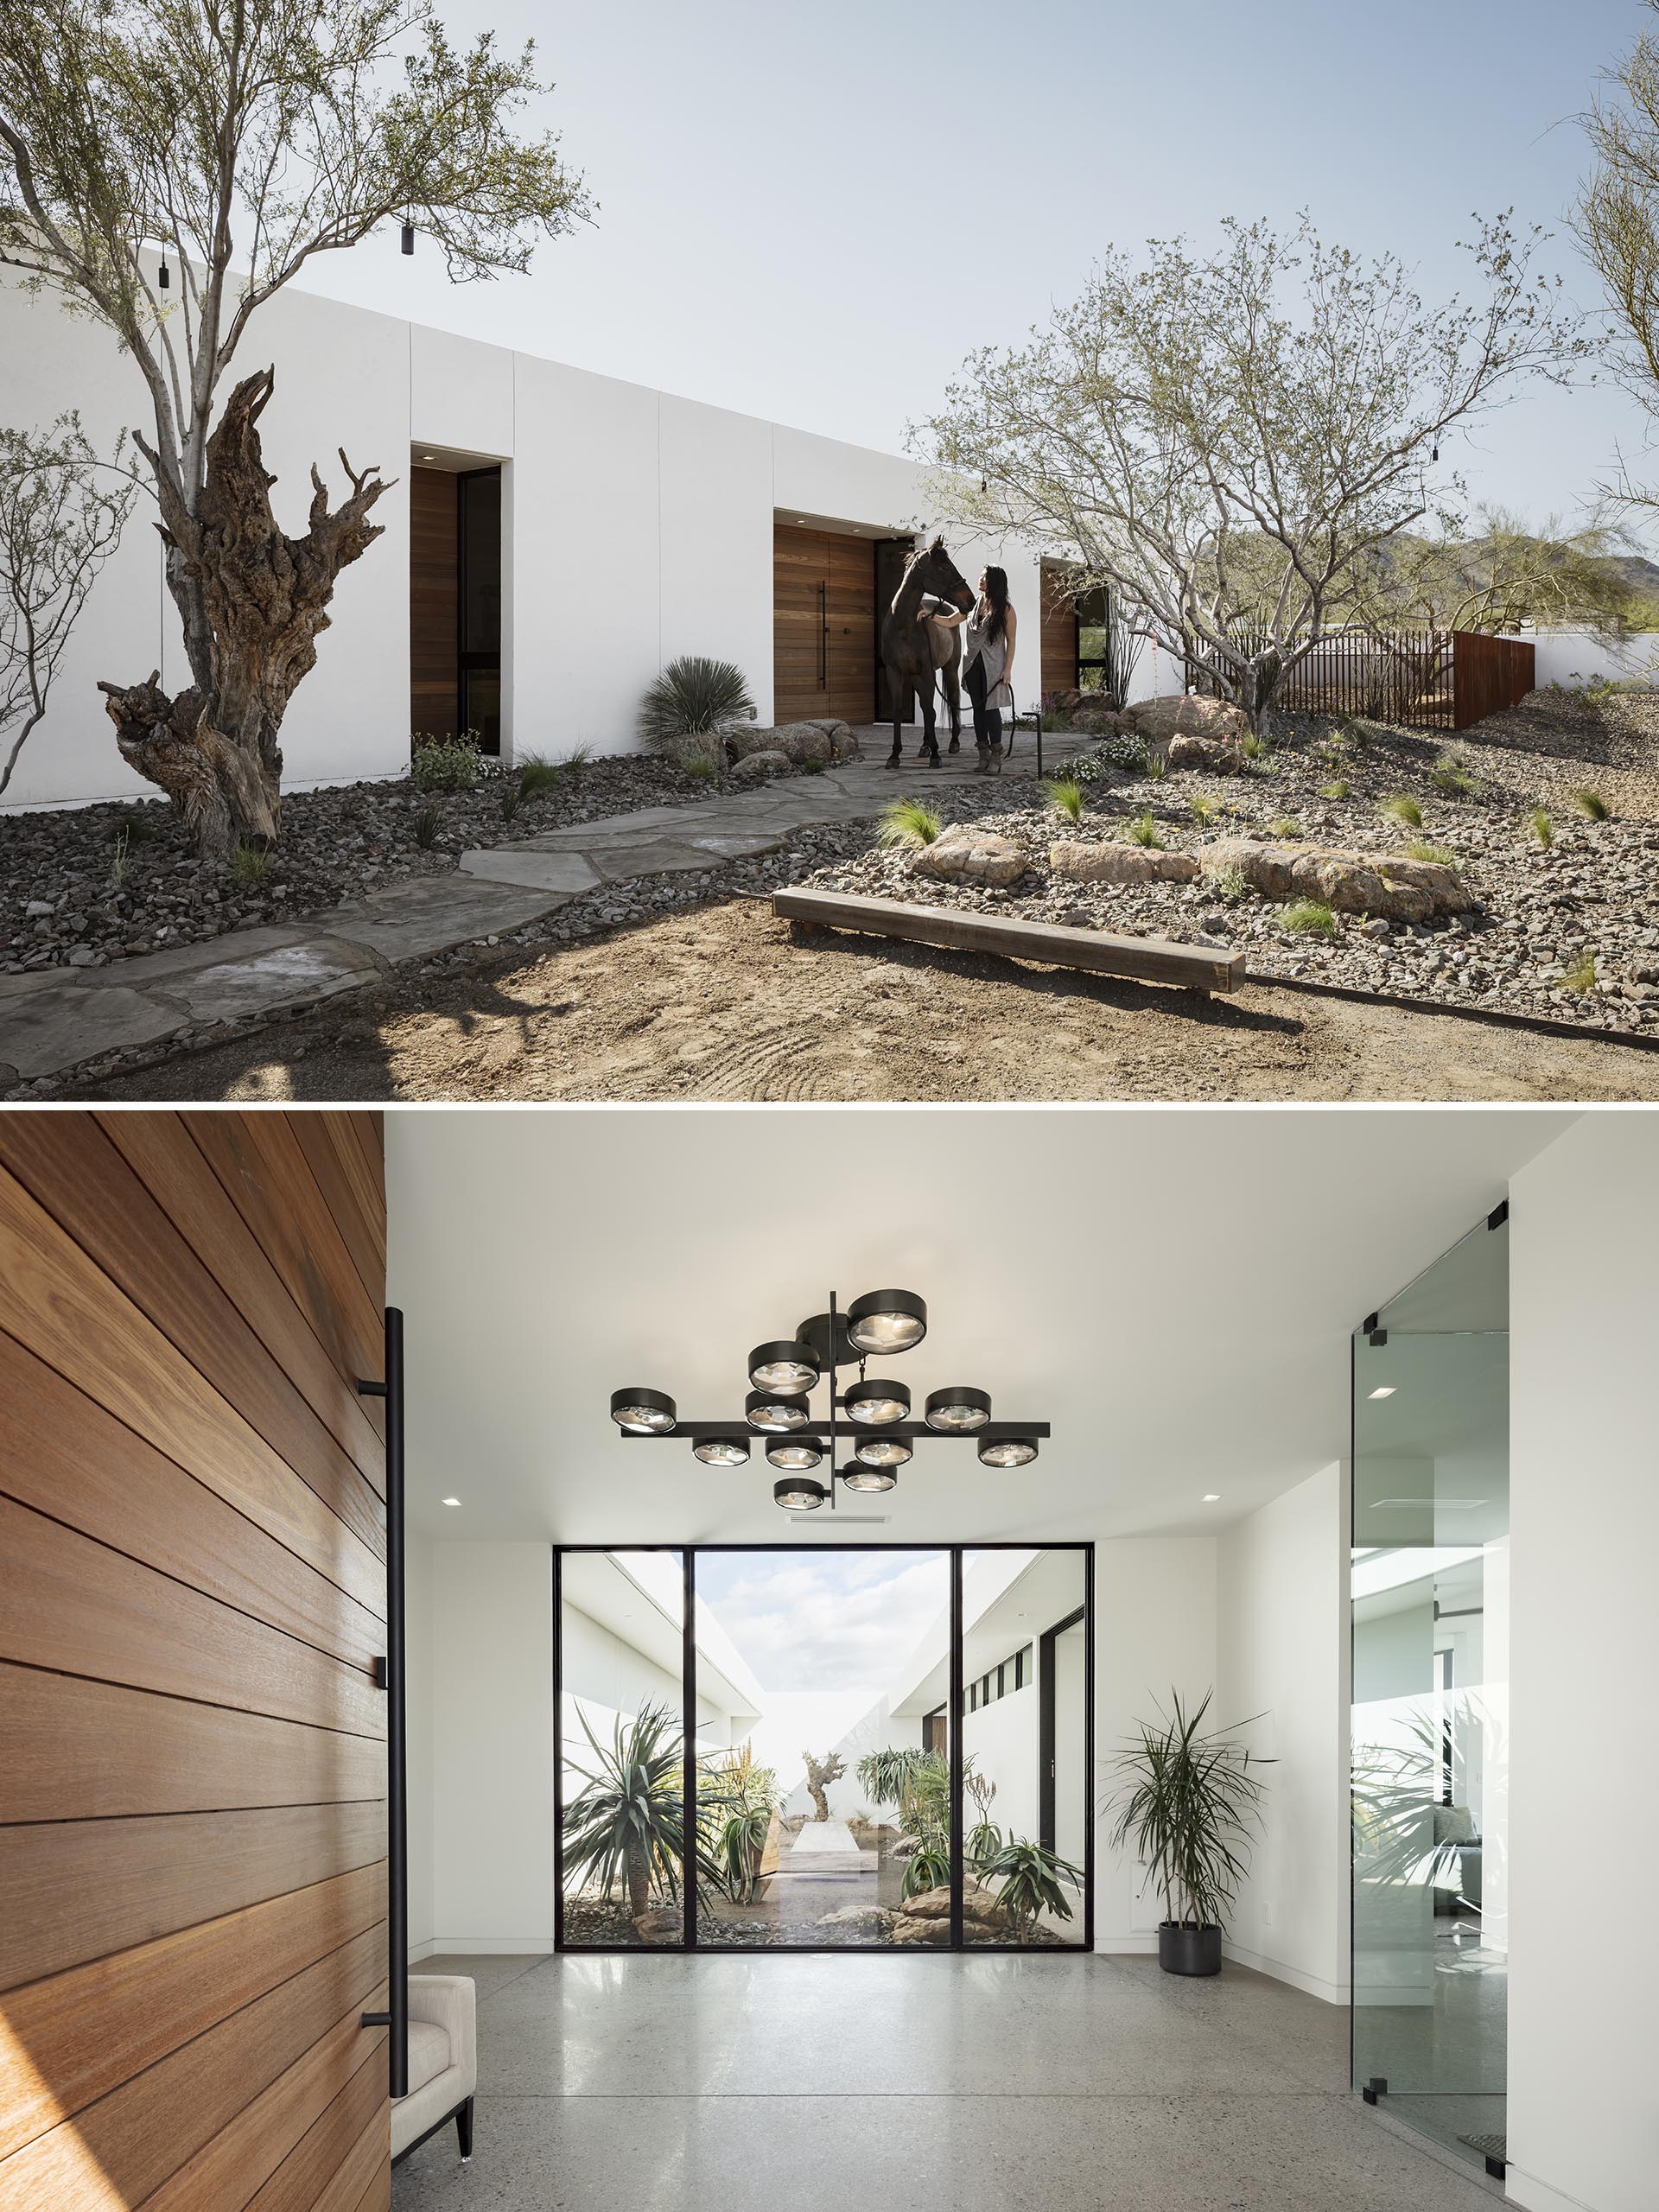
[1125,810,1165,848]
[1044,779,1084,822]
[1529,806,1554,849]
[517,753,562,801]
[879,797,942,849]
[1319,779,1351,801]
[638,656,753,753]
[1284,898,1337,937]
[1569,787,1610,821]
[1381,793,1423,830]
[1189,793,1222,824]
[1560,952,1598,993]
[1403,839,1459,868]
[414,804,440,850]
[1430,753,1479,798]
[230,840,269,886]
[1270,815,1302,840]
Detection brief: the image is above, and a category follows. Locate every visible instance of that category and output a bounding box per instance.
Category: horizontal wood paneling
[0,1494,385,1739]
[0,1162,386,1609]
[0,1942,385,2212]
[410,465,460,740]
[0,1663,387,1823]
[0,1865,385,2160]
[0,1109,388,2212]
[0,1802,387,1992]
[0,1331,385,1674]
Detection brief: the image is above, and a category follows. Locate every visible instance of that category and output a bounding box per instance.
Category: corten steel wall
[0,1109,391,2212]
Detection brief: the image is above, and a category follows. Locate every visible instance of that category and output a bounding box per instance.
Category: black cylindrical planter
[1159,1923,1223,1976]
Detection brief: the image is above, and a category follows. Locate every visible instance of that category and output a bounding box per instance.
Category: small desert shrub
[105,808,155,844]
[1381,793,1423,830]
[561,741,594,773]
[1050,733,1148,780]
[412,734,484,792]
[1143,749,1168,781]
[517,754,562,801]
[1319,779,1352,801]
[639,655,753,752]
[1209,865,1249,901]
[1239,732,1266,762]
[1125,810,1165,849]
[1403,839,1459,868]
[1284,898,1337,938]
[1559,952,1598,993]
[879,797,942,849]
[1568,787,1610,821]
[415,804,440,850]
[110,829,132,887]
[230,841,269,886]
[1044,779,1084,823]
[683,751,720,782]
[1430,753,1479,798]
[1270,815,1302,840]
[1189,793,1222,825]
[1529,806,1554,849]
[499,779,523,823]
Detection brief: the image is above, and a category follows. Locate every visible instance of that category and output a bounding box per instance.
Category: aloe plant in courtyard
[985,1838,1083,1937]
[1105,1688,1269,1975]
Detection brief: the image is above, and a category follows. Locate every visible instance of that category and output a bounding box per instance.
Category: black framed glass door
[554,1543,1093,1954]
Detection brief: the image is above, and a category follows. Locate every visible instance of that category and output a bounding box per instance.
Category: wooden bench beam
[772,887,1243,994]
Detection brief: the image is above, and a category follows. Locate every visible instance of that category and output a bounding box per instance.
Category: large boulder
[660,733,726,775]
[1126,694,1251,748]
[1200,837,1475,923]
[730,748,793,784]
[1050,840,1200,887]
[727,718,858,767]
[894,1879,1009,1928]
[910,825,1029,887]
[817,1904,894,1931]
[1166,732,1246,775]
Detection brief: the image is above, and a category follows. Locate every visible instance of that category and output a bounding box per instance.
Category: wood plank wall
[1040,561,1079,699]
[773,524,876,725]
[0,1109,391,2212]
[410,467,459,741]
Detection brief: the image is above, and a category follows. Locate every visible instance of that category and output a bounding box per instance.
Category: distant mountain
[1605,553,1659,596]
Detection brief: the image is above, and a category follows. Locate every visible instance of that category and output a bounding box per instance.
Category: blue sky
[296,0,1652,530]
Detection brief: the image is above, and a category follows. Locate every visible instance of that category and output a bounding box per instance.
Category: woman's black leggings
[963,653,1002,749]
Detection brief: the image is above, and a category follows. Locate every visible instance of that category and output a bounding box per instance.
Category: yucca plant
[638,656,753,752]
[1105,1690,1269,1964]
[986,1838,1082,1937]
[562,1700,722,1922]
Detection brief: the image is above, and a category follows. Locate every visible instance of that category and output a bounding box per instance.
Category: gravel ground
[802,700,1659,1036]
[0,751,728,976]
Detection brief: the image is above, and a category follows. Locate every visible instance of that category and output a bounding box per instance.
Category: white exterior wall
[963,1679,1041,1847]
[2,270,1055,809]
[1216,1463,1351,2004]
[1526,628,1659,690]
[1506,1116,1659,2212]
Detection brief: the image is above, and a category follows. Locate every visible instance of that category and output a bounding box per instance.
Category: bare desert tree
[1356,511,1643,638]
[0,0,588,853]
[917,216,1584,728]
[0,415,136,797]
[1578,2,1659,512]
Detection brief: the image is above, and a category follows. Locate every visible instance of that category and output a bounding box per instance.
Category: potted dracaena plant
[1106,1689,1269,1976]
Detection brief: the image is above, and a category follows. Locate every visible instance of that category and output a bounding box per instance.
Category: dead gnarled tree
[803,1750,845,1823]
[0,0,588,853]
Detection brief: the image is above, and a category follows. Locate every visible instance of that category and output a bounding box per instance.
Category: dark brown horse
[880,537,975,766]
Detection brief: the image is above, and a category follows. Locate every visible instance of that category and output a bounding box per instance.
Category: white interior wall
[1216,1463,1351,2004]
[1092,1536,1217,1950]
[1506,1115,1658,2212]
[405,1530,435,1961]
[429,1541,556,1955]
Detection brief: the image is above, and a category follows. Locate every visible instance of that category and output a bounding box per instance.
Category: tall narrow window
[458,467,502,754]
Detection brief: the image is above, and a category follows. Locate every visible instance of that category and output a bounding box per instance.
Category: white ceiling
[385,1108,1574,1547]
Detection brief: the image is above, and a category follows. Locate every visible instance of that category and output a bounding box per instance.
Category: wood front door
[773,524,875,724]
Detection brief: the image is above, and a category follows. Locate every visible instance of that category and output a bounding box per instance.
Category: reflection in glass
[961,1549,1088,1946]
[1352,1216,1509,2173]
[558,1550,686,1948]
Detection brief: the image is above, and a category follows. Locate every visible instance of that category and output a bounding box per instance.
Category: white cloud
[697,1549,948,1690]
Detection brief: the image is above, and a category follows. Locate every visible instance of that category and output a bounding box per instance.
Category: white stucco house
[0,266,1148,814]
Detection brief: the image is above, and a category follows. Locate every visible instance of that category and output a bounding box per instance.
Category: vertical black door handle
[819,580,828,689]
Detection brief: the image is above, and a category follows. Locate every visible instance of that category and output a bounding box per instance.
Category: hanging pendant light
[841,1460,898,1495]
[925,1386,991,1432]
[693,1435,749,1466]
[401,219,415,256]
[855,1433,912,1468]
[157,257,170,292]
[977,1435,1038,1468]
[610,1388,677,1433]
[748,1339,820,1392]
[746,1389,810,1432]
[766,1435,825,1471]
[843,1377,910,1426]
[774,1475,827,1510]
[846,1288,927,1356]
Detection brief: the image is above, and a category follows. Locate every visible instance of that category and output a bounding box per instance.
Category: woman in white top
[931,567,1016,774]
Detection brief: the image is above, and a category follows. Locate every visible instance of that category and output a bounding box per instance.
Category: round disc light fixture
[748,1339,820,1393]
[840,1460,898,1495]
[977,1435,1038,1468]
[766,1434,825,1471]
[693,1435,750,1466]
[774,1475,827,1511]
[797,1312,860,1370]
[925,1386,991,1433]
[854,1433,913,1468]
[846,1288,927,1357]
[610,1388,677,1433]
[844,1377,911,1426]
[746,1389,810,1432]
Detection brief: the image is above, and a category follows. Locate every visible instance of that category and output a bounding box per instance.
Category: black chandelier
[609,1288,1048,1511]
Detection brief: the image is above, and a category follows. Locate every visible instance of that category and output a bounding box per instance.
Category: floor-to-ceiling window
[554,1544,1092,1953]
[1352,1210,1510,2178]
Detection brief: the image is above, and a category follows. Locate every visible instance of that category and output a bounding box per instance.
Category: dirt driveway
[79,894,1659,1103]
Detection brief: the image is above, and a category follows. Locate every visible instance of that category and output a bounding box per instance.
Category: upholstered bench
[391,1975,477,2167]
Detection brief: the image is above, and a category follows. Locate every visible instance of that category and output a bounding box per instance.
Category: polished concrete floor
[392,1950,1502,2210]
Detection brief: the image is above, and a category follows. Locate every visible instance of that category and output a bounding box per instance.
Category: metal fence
[1184,628,1535,731]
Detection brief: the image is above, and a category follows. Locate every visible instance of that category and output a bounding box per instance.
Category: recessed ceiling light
[442,1496,461,1507]
[1202,1493,1220,1503]
[1368,1386,1396,1399]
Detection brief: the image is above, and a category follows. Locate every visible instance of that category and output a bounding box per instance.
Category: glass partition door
[1352,1213,1509,2175]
